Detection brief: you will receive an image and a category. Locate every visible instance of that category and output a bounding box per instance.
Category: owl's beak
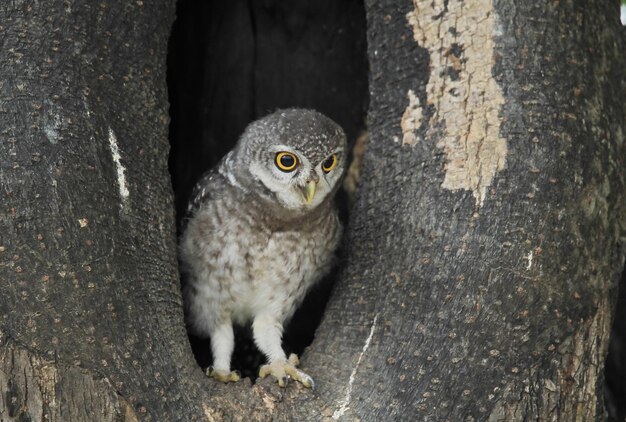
[300,180,317,204]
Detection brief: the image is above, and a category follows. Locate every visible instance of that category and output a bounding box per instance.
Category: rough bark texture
[1,0,624,421]
[0,1,212,420]
[327,0,625,419]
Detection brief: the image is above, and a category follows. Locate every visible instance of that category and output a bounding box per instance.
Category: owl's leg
[252,314,314,389]
[207,321,240,383]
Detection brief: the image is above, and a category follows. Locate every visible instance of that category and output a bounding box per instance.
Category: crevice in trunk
[166,0,369,380]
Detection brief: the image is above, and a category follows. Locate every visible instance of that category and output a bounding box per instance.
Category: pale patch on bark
[120,397,140,422]
[108,128,130,205]
[405,0,507,206]
[400,89,422,146]
[40,365,59,413]
[0,340,124,421]
[202,402,222,422]
[333,314,378,420]
[525,250,533,270]
[44,113,62,144]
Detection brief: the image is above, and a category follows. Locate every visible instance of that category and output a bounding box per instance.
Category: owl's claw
[259,354,315,389]
[206,367,241,383]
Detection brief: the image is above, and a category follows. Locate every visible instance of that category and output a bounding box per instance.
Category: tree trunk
[0,1,211,420]
[1,0,624,421]
[331,0,624,419]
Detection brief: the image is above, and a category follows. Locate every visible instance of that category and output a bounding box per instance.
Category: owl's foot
[206,367,241,383]
[259,354,315,389]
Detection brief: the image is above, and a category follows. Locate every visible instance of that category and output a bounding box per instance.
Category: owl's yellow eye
[321,154,337,173]
[275,152,298,172]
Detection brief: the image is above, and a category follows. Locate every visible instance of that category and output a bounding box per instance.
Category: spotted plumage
[180,109,347,387]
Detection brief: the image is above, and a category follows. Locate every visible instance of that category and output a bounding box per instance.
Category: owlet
[180,109,347,388]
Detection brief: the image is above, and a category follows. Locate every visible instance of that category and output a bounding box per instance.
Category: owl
[180,109,347,388]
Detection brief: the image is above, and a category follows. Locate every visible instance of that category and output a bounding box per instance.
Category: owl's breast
[182,194,342,325]
[242,208,342,321]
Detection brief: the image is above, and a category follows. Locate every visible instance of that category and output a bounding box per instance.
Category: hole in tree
[167,0,368,380]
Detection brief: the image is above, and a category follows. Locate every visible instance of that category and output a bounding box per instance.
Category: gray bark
[331,0,625,419]
[0,1,209,419]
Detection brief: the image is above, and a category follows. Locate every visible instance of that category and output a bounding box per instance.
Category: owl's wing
[180,167,222,232]
[187,169,217,211]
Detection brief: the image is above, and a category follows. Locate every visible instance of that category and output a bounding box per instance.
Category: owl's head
[231,109,347,212]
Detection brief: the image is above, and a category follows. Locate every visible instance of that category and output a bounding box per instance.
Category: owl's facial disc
[247,144,344,211]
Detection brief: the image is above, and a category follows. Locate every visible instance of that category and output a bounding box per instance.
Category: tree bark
[0,1,211,420]
[1,0,624,421]
[325,0,624,419]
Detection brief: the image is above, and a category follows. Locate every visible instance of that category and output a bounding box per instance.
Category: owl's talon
[206,366,241,383]
[259,354,314,389]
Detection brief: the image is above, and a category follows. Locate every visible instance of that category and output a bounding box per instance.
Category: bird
[179,109,347,388]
